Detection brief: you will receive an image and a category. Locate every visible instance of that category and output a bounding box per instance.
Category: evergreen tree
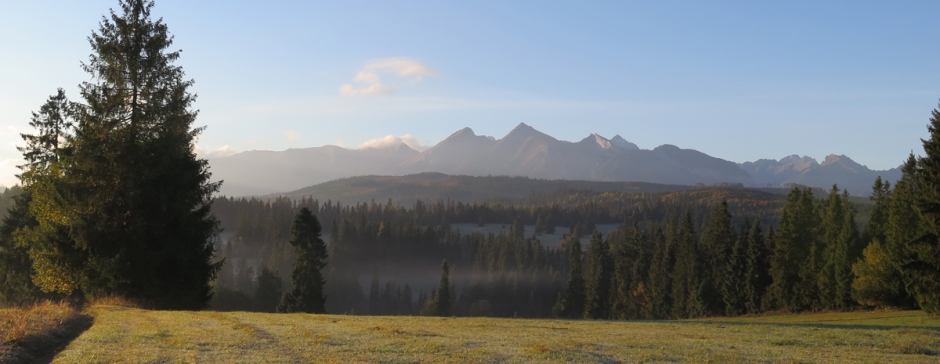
[15,0,221,309]
[906,100,940,315]
[254,268,283,313]
[0,192,53,306]
[644,227,673,319]
[744,220,769,314]
[865,176,892,246]
[584,230,613,319]
[279,208,328,313]
[818,185,846,309]
[402,284,414,315]
[885,155,922,309]
[721,219,748,316]
[769,188,818,312]
[433,260,452,316]
[369,271,381,315]
[671,213,705,318]
[700,201,736,316]
[554,240,585,319]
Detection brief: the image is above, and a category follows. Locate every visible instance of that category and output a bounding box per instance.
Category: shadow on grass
[679,319,940,332]
[3,313,94,364]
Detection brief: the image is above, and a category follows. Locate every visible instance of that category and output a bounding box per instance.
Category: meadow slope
[51,304,940,363]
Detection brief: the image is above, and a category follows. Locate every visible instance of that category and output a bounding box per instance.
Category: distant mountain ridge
[209,123,899,197]
[739,154,901,195]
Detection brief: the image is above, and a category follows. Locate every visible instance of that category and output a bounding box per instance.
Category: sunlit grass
[55,304,940,363]
[0,301,87,362]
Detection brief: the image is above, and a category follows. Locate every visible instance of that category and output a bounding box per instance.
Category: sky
[2,1,939,188]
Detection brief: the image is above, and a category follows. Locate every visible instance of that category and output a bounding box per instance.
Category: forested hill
[271,173,723,204]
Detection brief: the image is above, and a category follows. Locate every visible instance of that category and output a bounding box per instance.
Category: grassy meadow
[45,304,940,363]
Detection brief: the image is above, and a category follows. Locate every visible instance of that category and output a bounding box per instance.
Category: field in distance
[54,304,939,363]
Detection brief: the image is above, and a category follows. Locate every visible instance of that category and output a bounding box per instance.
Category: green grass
[54,305,940,363]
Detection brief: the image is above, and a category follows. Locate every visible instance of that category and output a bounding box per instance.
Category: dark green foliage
[584,230,613,319]
[768,188,819,312]
[721,219,748,316]
[15,0,221,309]
[279,208,327,313]
[671,214,705,319]
[431,260,452,316]
[609,224,650,320]
[744,221,770,313]
[0,192,54,307]
[817,187,860,311]
[554,240,585,319]
[254,268,283,313]
[701,201,736,316]
[906,101,940,315]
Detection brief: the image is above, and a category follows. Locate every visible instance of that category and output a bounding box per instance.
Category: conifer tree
[554,240,585,319]
[254,267,283,313]
[818,185,846,309]
[672,213,705,318]
[0,192,52,306]
[865,177,892,246]
[769,188,818,312]
[433,260,452,316]
[721,219,748,316]
[906,100,940,315]
[369,271,381,315]
[644,227,673,319]
[279,208,328,313]
[700,201,736,316]
[744,220,769,313]
[584,230,613,319]
[15,0,221,308]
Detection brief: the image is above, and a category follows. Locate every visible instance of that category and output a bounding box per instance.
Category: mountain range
[209,123,900,197]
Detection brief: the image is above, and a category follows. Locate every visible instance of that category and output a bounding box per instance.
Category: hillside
[271,173,694,204]
[48,304,940,363]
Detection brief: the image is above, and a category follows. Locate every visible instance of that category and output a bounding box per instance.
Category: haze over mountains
[209,123,900,197]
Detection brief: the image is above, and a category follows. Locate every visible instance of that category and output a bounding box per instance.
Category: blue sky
[2,1,939,187]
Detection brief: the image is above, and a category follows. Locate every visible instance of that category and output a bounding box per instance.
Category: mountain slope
[739,154,901,195]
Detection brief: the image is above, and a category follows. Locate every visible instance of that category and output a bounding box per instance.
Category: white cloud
[365,58,438,78]
[340,83,395,96]
[334,141,347,148]
[354,71,380,84]
[194,145,237,159]
[359,134,428,151]
[339,58,437,97]
[285,130,301,141]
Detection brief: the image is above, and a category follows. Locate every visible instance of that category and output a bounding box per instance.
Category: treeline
[206,187,788,313]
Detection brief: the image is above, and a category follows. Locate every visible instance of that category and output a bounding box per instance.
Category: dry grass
[0,301,90,362]
[53,305,940,363]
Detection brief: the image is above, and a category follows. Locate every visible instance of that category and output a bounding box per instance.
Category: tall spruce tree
[433,260,452,316]
[700,201,736,316]
[906,100,940,315]
[768,188,818,312]
[818,185,846,310]
[671,213,705,319]
[584,230,613,319]
[554,239,585,319]
[743,220,769,314]
[643,227,673,319]
[721,218,748,316]
[279,208,328,313]
[15,0,221,308]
